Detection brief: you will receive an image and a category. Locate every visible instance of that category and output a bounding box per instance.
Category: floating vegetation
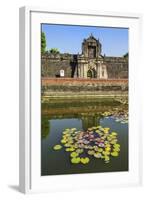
[52,126,120,165]
[53,144,62,150]
[101,109,128,124]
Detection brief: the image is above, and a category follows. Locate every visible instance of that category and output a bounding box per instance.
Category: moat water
[41,99,128,176]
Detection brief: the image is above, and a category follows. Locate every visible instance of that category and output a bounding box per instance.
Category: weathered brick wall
[41,53,75,77]
[41,78,128,95]
[104,57,128,79]
[42,59,72,77]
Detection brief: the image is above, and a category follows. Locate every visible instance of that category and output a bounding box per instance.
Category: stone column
[98,61,108,79]
[97,61,101,78]
[83,63,88,78]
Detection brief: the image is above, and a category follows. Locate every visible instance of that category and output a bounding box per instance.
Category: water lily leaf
[74,143,78,148]
[64,143,71,147]
[98,148,103,153]
[104,155,110,161]
[111,132,117,136]
[103,128,110,134]
[80,157,90,164]
[105,144,111,148]
[87,150,95,155]
[102,151,110,156]
[94,146,99,151]
[105,147,111,151]
[104,127,110,131]
[104,156,110,163]
[98,143,105,147]
[94,153,102,158]
[104,141,109,145]
[71,128,77,131]
[71,157,80,164]
[92,126,97,129]
[96,125,101,129]
[65,147,75,152]
[104,130,109,134]
[53,144,62,150]
[113,147,120,152]
[76,149,83,154]
[65,128,70,131]
[88,128,93,131]
[111,151,119,157]
[70,152,79,157]
[114,144,120,148]
[107,136,112,141]
[61,139,67,144]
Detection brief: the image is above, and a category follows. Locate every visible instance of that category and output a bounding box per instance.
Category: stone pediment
[86,34,98,42]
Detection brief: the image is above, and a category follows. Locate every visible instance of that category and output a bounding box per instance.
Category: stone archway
[87,69,93,78]
[87,68,97,78]
[87,60,97,78]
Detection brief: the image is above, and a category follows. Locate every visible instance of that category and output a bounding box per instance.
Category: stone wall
[41,53,128,79]
[104,57,128,79]
[41,78,128,96]
[41,53,76,77]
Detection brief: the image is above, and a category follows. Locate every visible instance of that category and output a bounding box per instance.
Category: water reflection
[41,99,128,175]
[41,99,127,138]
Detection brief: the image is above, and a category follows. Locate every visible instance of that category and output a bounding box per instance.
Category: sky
[41,24,128,57]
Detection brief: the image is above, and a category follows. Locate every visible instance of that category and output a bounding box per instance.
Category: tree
[41,32,46,54]
[49,48,60,54]
[123,52,128,58]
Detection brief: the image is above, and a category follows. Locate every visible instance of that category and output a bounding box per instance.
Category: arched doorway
[87,69,93,78]
[87,69,97,78]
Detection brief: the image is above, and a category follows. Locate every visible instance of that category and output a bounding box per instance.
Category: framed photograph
[19,6,142,193]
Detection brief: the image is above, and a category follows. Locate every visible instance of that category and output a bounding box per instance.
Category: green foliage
[52,126,121,165]
[70,152,79,158]
[49,48,60,54]
[71,157,80,164]
[41,32,46,54]
[53,144,62,150]
[80,157,90,164]
[123,52,128,58]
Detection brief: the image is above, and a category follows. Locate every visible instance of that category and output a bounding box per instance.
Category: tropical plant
[123,52,128,58]
[49,48,60,54]
[41,32,46,54]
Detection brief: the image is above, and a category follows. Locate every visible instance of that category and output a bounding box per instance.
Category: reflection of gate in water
[81,115,100,130]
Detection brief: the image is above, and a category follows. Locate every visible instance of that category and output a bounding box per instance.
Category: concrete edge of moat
[41,93,128,104]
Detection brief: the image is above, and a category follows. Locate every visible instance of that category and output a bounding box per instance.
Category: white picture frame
[19,6,142,194]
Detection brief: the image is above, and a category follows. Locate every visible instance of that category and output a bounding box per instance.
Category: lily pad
[98,148,103,153]
[80,157,90,164]
[111,132,117,136]
[65,147,75,152]
[76,149,83,154]
[94,153,102,158]
[102,151,110,156]
[114,144,120,148]
[105,147,111,151]
[53,126,121,165]
[53,144,62,150]
[61,139,67,144]
[70,152,79,157]
[87,150,95,155]
[71,157,80,164]
[111,151,119,157]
